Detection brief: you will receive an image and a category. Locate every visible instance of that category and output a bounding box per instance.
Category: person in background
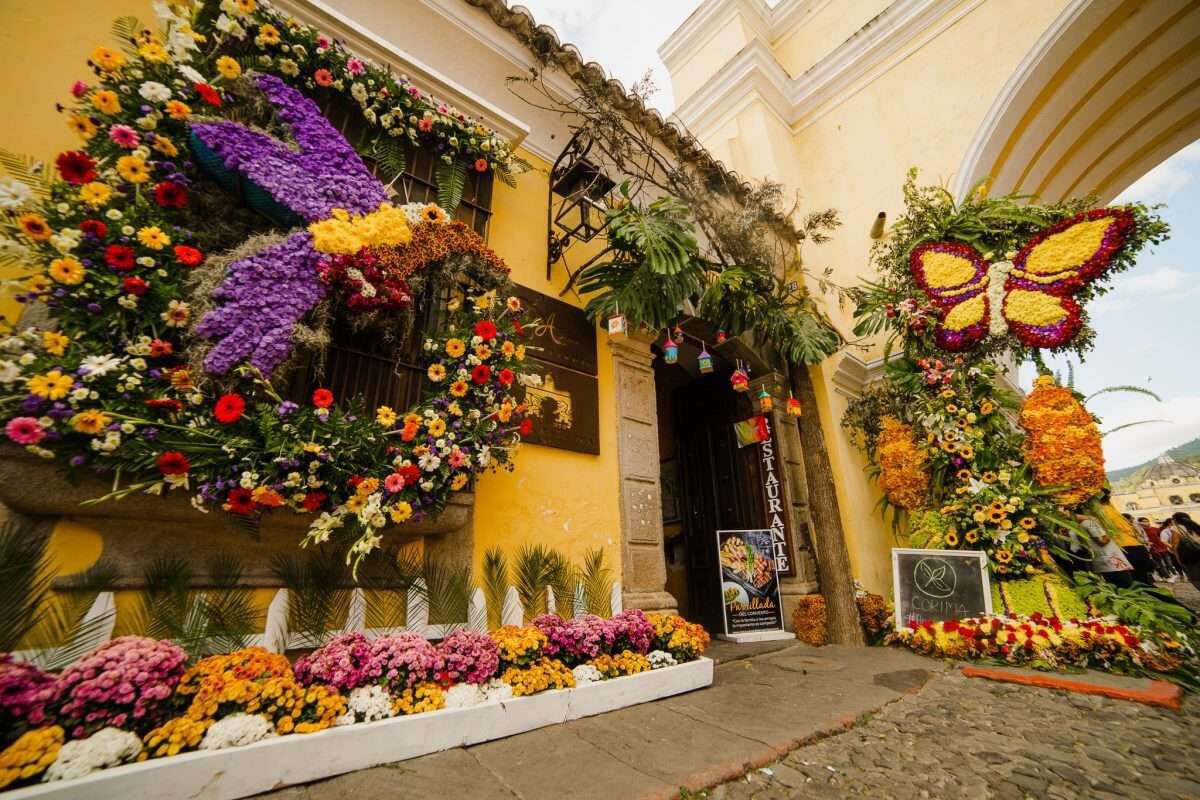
[1141,517,1176,582]
[1075,511,1135,588]
[1170,512,1200,590]
[1159,516,1188,583]
[1099,490,1155,585]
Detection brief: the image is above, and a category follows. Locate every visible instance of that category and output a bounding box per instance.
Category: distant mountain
[1108,436,1200,490]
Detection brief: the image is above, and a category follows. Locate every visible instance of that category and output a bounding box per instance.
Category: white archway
[955,0,1200,202]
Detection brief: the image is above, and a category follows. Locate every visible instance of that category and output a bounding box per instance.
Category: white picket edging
[6,657,714,800]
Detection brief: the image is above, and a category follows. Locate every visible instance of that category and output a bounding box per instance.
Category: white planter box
[7,658,713,800]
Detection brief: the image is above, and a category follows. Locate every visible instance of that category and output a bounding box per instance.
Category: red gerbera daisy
[156,450,190,475]
[498,368,514,387]
[473,320,497,340]
[213,393,246,424]
[311,388,334,408]
[474,158,489,173]
[153,181,187,209]
[398,464,421,487]
[519,417,534,436]
[193,82,222,107]
[225,487,255,515]
[104,244,135,271]
[80,219,107,238]
[301,490,327,512]
[56,150,97,185]
[471,364,491,385]
[121,276,149,295]
[513,320,524,336]
[173,245,204,267]
[149,338,173,357]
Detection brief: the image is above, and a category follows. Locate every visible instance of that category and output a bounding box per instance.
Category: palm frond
[480,547,508,630]
[546,550,576,618]
[0,520,53,652]
[270,550,351,648]
[0,148,53,198]
[579,547,614,618]
[1086,385,1162,404]
[360,545,422,629]
[513,544,563,621]
[110,16,141,47]
[1103,419,1168,437]
[422,555,471,628]
[436,160,468,212]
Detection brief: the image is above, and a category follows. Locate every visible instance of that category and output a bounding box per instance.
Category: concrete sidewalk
[258,643,943,800]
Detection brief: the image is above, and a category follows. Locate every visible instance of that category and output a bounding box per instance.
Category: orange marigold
[876,417,930,511]
[1019,376,1105,506]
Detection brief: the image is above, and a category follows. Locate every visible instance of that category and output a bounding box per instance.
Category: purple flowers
[436,630,499,685]
[54,636,187,738]
[294,631,442,693]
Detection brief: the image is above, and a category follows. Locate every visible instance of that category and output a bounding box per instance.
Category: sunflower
[958,445,975,460]
[955,469,971,481]
[988,501,1005,513]
[987,509,1005,523]
[117,156,151,184]
[18,213,52,241]
[49,257,85,285]
[939,389,955,399]
[420,203,447,224]
[981,471,997,483]
[70,409,111,434]
[444,338,465,358]
[979,401,995,415]
[965,529,980,544]
[995,549,1013,564]
[944,531,960,547]
[1018,516,1036,530]
[941,441,958,453]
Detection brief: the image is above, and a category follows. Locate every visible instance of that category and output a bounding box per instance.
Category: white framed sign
[891,548,993,631]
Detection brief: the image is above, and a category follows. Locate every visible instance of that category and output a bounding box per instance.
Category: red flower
[145,398,183,412]
[519,417,533,436]
[471,364,491,385]
[153,181,187,208]
[398,464,421,487]
[104,244,135,271]
[513,320,524,336]
[314,69,333,87]
[311,388,334,408]
[80,219,107,238]
[213,393,246,424]
[193,83,222,107]
[301,491,327,512]
[56,151,97,185]
[473,320,497,340]
[156,450,190,475]
[225,487,255,515]
[121,276,149,295]
[474,158,489,173]
[149,338,173,357]
[498,368,514,387]
[347,475,365,490]
[173,245,204,267]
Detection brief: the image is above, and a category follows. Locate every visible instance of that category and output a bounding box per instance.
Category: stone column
[609,333,677,613]
[749,372,819,630]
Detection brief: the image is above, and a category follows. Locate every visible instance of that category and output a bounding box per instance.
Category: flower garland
[875,417,929,511]
[1019,375,1105,507]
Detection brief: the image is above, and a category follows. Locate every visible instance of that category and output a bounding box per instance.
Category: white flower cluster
[482,678,514,703]
[44,727,141,782]
[335,686,396,725]
[199,713,277,750]
[571,664,603,685]
[443,682,486,710]
[647,650,678,670]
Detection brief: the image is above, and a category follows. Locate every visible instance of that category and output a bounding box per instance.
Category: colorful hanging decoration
[716,330,727,344]
[672,324,685,345]
[662,332,679,364]
[733,415,770,447]
[786,393,802,417]
[606,311,628,340]
[757,387,773,414]
[730,361,750,393]
[697,345,714,374]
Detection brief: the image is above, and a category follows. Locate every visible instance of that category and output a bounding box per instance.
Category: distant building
[1113,455,1200,524]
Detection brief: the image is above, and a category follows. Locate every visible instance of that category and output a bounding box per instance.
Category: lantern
[672,324,684,345]
[786,393,802,417]
[716,329,727,344]
[697,345,714,374]
[731,364,749,392]
[757,387,773,414]
[606,312,628,340]
[662,333,679,364]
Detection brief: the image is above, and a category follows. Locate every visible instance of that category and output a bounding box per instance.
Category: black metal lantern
[547,130,615,279]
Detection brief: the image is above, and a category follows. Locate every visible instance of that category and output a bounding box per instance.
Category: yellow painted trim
[1085,100,1200,200]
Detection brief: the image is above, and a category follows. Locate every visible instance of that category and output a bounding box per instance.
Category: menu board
[717,529,784,634]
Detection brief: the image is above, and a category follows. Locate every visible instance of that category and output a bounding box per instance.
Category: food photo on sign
[716,529,786,638]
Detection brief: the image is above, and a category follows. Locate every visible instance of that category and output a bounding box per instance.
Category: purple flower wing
[195,230,326,375]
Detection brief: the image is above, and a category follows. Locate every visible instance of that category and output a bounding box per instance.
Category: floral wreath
[0,0,539,567]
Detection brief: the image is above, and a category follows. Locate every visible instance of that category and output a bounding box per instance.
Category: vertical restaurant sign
[759,417,796,577]
[717,529,784,634]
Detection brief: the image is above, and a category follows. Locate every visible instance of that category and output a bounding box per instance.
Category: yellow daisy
[427,418,446,437]
[137,42,171,63]
[426,363,446,382]
[27,370,73,400]
[257,24,281,45]
[68,114,98,140]
[49,257,85,285]
[41,330,69,356]
[376,406,397,427]
[90,46,126,71]
[78,182,113,207]
[137,226,171,249]
[18,213,52,241]
[389,501,413,523]
[70,409,111,435]
[153,137,179,157]
[445,338,465,358]
[216,56,242,80]
[91,90,121,115]
[117,156,151,184]
[450,473,469,491]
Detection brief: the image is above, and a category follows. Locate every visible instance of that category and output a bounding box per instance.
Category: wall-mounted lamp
[869,211,887,239]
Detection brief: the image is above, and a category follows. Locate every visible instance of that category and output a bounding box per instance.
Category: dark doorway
[673,373,767,632]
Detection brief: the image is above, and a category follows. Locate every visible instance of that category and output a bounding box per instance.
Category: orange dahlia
[1019,376,1104,506]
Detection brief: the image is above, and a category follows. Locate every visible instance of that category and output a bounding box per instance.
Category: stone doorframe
[609,335,819,625]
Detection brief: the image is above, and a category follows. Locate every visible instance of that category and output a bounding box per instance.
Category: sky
[1017,140,1200,470]
[515,1,1199,473]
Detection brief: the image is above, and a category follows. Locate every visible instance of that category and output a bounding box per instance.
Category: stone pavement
[709,671,1200,800]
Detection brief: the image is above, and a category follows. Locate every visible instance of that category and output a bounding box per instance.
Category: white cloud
[1097,394,1200,470]
[1117,265,1188,294]
[1115,140,1200,203]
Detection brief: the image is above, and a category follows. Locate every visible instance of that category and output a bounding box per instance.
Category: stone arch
[954,0,1200,202]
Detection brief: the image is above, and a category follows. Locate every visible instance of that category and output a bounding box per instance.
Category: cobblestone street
[708,672,1200,800]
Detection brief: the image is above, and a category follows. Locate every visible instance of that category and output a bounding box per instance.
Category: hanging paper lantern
[672,324,685,345]
[730,365,749,393]
[786,393,802,417]
[716,329,727,344]
[662,333,679,364]
[758,387,773,413]
[697,345,714,374]
[606,312,628,340]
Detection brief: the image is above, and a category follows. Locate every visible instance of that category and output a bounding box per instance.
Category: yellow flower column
[1019,376,1104,506]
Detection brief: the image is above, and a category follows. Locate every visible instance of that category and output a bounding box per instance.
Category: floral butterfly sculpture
[909,208,1135,351]
[189,73,403,375]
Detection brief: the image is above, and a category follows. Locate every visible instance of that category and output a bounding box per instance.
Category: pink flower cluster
[608,609,655,654]
[435,630,499,685]
[0,655,57,741]
[55,636,186,738]
[533,614,615,665]
[295,631,443,693]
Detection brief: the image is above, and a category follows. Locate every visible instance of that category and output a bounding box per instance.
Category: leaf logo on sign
[914,558,956,599]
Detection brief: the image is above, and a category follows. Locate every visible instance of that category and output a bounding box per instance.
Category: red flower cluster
[316,249,412,315]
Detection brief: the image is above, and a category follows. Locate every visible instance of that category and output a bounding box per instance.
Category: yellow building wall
[0,1,623,629]
[668,13,757,107]
[772,0,892,78]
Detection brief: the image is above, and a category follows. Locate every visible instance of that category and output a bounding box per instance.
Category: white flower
[44,727,141,782]
[647,650,677,669]
[350,82,368,104]
[18,352,36,366]
[200,714,276,750]
[0,178,33,210]
[0,237,30,262]
[70,388,90,401]
[178,64,206,84]
[50,229,83,254]
[443,683,485,709]
[0,360,19,384]
[279,58,299,77]
[572,664,603,685]
[418,452,441,472]
[336,686,395,725]
[117,294,139,310]
[482,679,513,703]
[138,81,172,102]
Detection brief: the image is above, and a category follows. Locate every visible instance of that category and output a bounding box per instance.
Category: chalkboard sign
[892,548,993,631]
[717,529,784,634]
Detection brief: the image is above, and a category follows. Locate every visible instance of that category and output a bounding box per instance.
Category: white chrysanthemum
[443,683,486,710]
[336,686,395,725]
[138,81,173,103]
[647,650,678,669]
[572,664,603,685]
[0,178,33,210]
[44,727,141,782]
[79,354,123,378]
[200,714,276,750]
[482,678,513,703]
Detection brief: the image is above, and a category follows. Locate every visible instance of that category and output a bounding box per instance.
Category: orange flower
[875,417,929,511]
[1019,376,1104,506]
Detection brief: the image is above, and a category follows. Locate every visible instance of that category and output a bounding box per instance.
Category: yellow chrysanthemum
[307,204,412,255]
[137,226,171,249]
[216,55,242,79]
[427,417,446,437]
[41,330,69,356]
[49,257,85,285]
[389,501,413,523]
[376,406,397,427]
[116,155,151,184]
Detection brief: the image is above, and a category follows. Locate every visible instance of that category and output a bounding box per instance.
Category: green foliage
[270,549,352,648]
[480,547,509,630]
[580,547,614,618]
[436,160,468,212]
[513,543,565,621]
[421,555,471,628]
[1073,573,1194,635]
